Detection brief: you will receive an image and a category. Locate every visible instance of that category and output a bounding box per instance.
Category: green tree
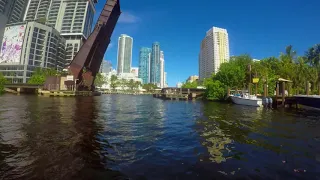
[205,80,226,101]
[142,83,157,92]
[110,75,118,91]
[28,68,46,84]
[0,72,7,94]
[134,81,141,91]
[213,55,251,90]
[128,79,135,91]
[306,44,320,93]
[181,81,198,88]
[94,73,107,88]
[119,79,128,91]
[28,68,60,85]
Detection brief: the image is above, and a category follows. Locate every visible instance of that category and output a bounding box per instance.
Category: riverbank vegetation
[28,68,106,89]
[142,83,158,92]
[203,44,320,100]
[0,72,7,94]
[28,68,60,84]
[181,81,198,89]
[109,75,142,93]
[94,73,107,88]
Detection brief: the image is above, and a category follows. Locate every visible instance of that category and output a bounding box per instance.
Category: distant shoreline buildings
[138,42,167,88]
[138,47,151,84]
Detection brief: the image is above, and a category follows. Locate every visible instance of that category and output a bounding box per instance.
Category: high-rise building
[150,42,160,85]
[164,72,167,87]
[24,0,97,65]
[138,47,151,84]
[0,1,9,47]
[160,51,165,88]
[117,34,133,74]
[199,26,229,80]
[0,22,66,83]
[0,0,28,48]
[100,60,112,74]
[1,0,28,24]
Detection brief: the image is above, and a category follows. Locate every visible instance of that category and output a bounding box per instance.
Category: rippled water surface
[0,94,319,180]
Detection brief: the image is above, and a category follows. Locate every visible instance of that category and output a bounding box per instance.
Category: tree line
[109,75,143,92]
[0,68,108,94]
[202,44,320,100]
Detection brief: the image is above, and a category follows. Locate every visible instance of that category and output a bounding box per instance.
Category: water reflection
[198,102,320,179]
[0,95,125,179]
[96,95,167,173]
[0,94,319,179]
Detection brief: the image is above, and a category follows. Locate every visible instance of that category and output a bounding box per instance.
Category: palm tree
[285,45,297,62]
[128,79,135,92]
[306,44,320,94]
[293,57,308,94]
[110,75,118,91]
[134,81,141,92]
[306,44,320,67]
[120,79,127,91]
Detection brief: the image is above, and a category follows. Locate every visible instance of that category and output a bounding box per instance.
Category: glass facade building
[150,42,160,85]
[138,47,151,84]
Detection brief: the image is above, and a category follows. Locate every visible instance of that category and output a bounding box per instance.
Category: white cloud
[107,43,113,51]
[118,12,140,23]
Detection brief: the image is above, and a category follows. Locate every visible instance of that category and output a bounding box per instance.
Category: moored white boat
[230,94,263,107]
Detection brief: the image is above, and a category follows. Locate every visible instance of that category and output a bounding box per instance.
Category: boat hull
[231,96,263,107]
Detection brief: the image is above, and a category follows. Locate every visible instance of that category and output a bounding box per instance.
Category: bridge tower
[67,0,121,91]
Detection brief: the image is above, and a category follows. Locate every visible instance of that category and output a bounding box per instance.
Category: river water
[0,94,319,180]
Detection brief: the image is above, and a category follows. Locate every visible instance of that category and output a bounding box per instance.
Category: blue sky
[94,0,320,86]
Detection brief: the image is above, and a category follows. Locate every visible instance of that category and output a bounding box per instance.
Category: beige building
[187,75,199,83]
[199,27,229,80]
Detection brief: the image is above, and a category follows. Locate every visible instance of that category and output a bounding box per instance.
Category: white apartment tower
[24,0,97,65]
[117,34,133,74]
[199,26,229,80]
[160,51,165,88]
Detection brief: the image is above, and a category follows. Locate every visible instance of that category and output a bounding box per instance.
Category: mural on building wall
[0,25,25,64]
